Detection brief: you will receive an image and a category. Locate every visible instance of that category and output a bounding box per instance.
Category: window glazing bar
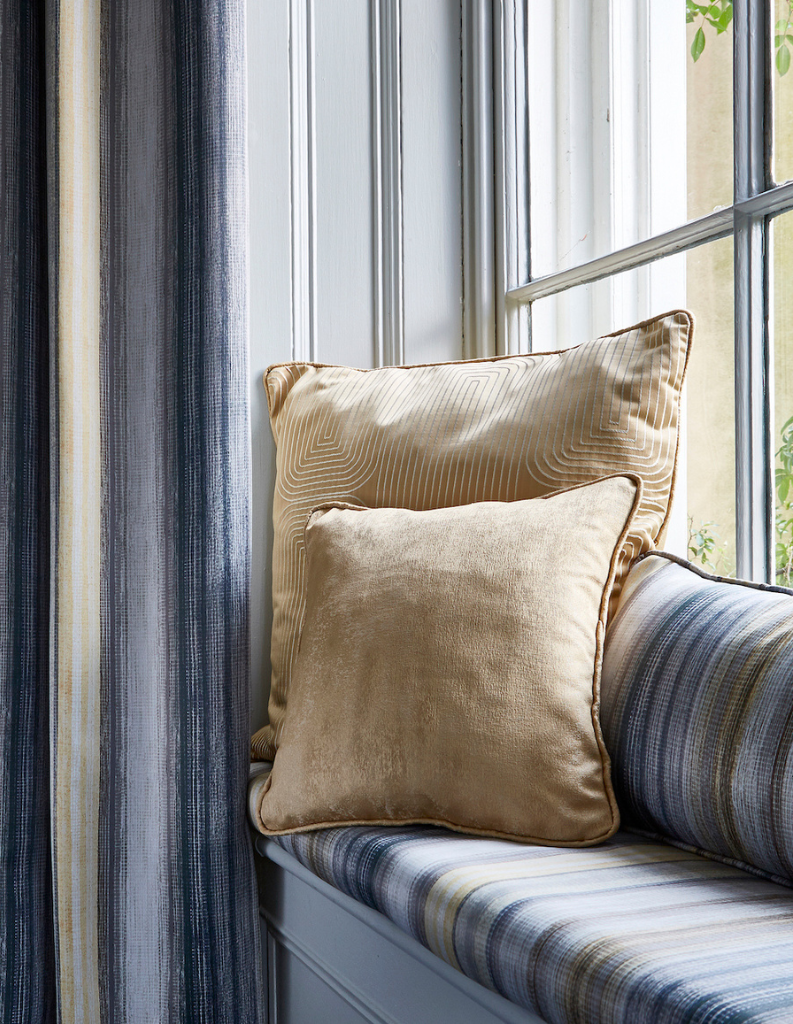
[736,178,793,217]
[505,208,733,304]
[733,0,772,582]
[505,180,793,308]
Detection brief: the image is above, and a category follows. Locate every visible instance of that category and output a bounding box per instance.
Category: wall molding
[493,0,529,354]
[286,0,487,368]
[371,0,405,368]
[288,0,317,362]
[462,0,496,358]
[264,914,403,1024]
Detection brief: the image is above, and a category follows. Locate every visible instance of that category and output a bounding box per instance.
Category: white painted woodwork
[313,0,377,368]
[372,0,405,367]
[462,0,497,358]
[400,0,464,366]
[494,0,530,354]
[287,0,316,363]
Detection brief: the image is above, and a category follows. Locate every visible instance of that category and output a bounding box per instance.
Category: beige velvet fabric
[252,310,692,761]
[253,475,642,845]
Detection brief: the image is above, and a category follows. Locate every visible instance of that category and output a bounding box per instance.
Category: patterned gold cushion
[252,310,693,761]
[253,477,641,843]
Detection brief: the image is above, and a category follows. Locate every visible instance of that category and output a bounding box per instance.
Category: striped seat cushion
[272,826,793,1023]
[601,552,793,886]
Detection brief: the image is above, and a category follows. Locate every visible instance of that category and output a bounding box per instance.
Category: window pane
[527,1,732,278]
[686,3,734,219]
[772,0,793,184]
[773,212,793,585]
[530,236,736,575]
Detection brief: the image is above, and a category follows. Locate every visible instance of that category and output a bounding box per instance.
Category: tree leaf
[692,27,706,61]
[778,44,791,76]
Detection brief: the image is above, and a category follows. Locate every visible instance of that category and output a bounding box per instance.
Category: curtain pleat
[1,1,264,1021]
[0,2,57,1022]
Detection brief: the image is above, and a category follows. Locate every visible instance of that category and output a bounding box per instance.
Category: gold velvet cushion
[252,475,642,845]
[252,309,693,761]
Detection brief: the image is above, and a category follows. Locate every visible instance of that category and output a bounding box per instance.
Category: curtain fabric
[0,1,264,1021]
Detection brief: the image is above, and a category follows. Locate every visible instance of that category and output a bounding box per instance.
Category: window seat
[257,824,793,1024]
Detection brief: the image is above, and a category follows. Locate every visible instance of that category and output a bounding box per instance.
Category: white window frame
[494,0,793,582]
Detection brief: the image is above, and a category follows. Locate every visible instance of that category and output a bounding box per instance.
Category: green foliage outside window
[775,415,793,585]
[687,518,725,574]
[686,0,793,75]
[688,418,793,585]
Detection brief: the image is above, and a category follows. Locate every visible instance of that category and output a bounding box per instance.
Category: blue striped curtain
[0,1,264,1021]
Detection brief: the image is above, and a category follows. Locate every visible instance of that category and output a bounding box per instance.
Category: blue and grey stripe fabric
[601,552,793,888]
[99,6,262,1022]
[0,2,57,1019]
[1,1,263,1020]
[273,826,793,1024]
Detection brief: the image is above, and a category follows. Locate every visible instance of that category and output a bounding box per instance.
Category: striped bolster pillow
[601,551,793,886]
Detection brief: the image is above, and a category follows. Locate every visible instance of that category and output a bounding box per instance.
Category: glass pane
[527,1,732,278]
[531,236,736,575]
[686,2,734,219]
[772,0,793,184]
[773,212,793,586]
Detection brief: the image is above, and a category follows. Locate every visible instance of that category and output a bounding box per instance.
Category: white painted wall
[247,1,476,729]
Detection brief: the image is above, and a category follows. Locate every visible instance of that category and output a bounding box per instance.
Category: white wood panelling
[462,0,496,358]
[288,0,316,362]
[494,0,530,354]
[251,0,485,372]
[313,0,376,367]
[372,0,405,367]
[401,0,464,365]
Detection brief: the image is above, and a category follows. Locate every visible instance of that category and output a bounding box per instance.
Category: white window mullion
[493,0,529,354]
[733,0,773,581]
